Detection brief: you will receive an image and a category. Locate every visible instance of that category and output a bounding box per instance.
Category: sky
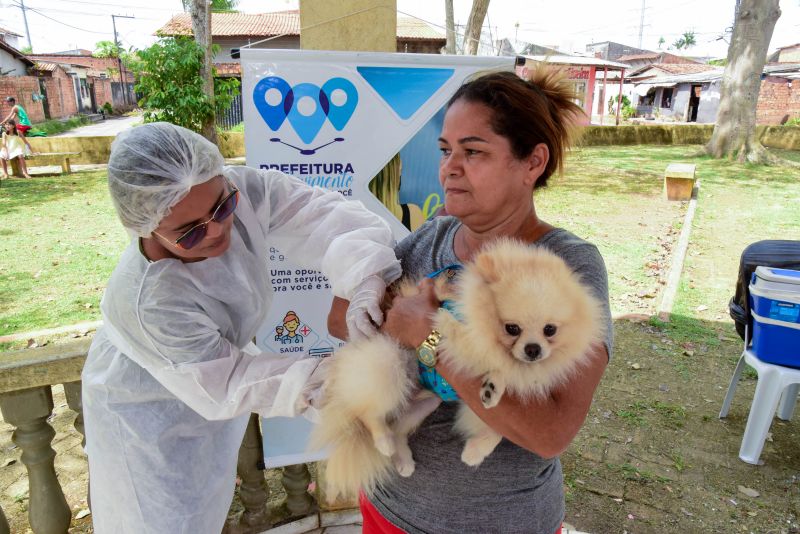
[1,0,798,59]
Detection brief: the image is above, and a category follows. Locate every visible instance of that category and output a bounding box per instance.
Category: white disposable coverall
[82,165,401,533]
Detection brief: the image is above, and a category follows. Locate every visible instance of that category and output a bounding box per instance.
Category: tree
[705,0,781,163]
[129,37,238,135]
[657,36,665,49]
[182,0,238,11]
[462,0,490,55]
[191,0,217,142]
[444,0,456,54]
[672,30,696,50]
[93,40,119,58]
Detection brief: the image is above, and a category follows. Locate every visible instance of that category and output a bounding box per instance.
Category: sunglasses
[154,178,239,250]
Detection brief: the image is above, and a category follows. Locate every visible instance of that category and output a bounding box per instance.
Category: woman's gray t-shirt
[369,216,613,534]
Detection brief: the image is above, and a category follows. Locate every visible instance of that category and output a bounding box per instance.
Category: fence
[217,91,243,131]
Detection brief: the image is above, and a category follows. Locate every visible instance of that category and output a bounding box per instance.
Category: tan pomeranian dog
[310,238,604,500]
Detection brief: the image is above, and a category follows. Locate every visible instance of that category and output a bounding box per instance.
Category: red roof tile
[617,52,660,61]
[157,12,443,41]
[32,61,57,72]
[158,12,299,37]
[650,63,716,74]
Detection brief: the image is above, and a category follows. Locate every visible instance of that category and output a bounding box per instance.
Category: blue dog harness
[418,265,463,402]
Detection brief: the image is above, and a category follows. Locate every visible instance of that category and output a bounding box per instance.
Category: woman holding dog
[330,69,613,533]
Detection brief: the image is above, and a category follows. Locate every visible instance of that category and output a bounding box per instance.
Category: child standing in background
[2,97,34,154]
[2,120,32,179]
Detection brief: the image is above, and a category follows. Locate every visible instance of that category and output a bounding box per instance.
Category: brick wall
[757,76,800,125]
[43,77,78,119]
[0,76,46,123]
[93,78,113,110]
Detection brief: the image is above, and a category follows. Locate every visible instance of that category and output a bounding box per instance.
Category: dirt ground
[564,319,800,534]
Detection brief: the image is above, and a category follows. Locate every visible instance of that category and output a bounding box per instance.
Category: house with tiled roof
[27,49,136,111]
[768,43,800,64]
[0,38,33,76]
[0,26,23,50]
[155,11,445,78]
[585,41,651,62]
[616,51,700,70]
[630,62,800,124]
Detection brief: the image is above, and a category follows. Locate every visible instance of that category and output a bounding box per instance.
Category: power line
[17,3,158,19]
[37,0,180,11]
[10,1,110,34]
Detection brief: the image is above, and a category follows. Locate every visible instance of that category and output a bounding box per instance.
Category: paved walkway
[53,114,141,137]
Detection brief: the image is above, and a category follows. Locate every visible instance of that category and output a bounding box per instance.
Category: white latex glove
[293,356,333,422]
[345,275,386,340]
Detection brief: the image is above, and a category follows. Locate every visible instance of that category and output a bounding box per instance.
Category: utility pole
[19,0,32,51]
[638,0,646,48]
[112,14,134,106]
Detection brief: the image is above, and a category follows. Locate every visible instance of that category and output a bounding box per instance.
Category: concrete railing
[0,340,327,534]
[27,125,800,165]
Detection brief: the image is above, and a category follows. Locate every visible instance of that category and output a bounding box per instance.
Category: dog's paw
[480,378,500,409]
[393,455,416,477]
[460,441,488,467]
[374,434,396,457]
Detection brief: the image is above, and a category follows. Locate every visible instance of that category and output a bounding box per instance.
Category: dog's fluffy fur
[311,239,604,500]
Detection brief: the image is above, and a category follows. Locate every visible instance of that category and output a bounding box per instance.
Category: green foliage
[181,0,239,11]
[130,37,240,133]
[28,116,91,136]
[784,116,800,126]
[93,40,119,58]
[672,31,697,51]
[20,45,32,54]
[608,94,635,119]
[708,58,727,66]
[102,102,114,115]
[608,94,631,114]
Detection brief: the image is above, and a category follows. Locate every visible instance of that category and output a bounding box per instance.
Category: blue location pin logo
[286,83,328,144]
[253,76,292,131]
[322,78,358,131]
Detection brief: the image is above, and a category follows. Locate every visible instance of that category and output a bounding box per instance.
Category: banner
[241,48,512,467]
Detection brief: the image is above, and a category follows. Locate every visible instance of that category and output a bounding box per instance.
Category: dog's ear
[473,252,499,283]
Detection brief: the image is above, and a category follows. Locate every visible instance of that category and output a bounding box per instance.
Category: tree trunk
[191,0,218,143]
[705,0,780,163]
[462,0,490,56]
[444,0,456,54]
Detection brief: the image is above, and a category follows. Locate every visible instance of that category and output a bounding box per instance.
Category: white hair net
[107,122,225,238]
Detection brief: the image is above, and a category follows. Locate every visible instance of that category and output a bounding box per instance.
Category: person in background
[82,122,402,533]
[1,120,31,179]
[2,97,34,154]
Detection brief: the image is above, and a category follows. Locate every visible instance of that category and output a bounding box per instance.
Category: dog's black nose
[524,343,541,361]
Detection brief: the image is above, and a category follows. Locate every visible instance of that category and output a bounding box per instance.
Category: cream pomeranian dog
[310,238,604,499]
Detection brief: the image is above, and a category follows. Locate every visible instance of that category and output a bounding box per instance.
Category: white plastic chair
[719,326,800,464]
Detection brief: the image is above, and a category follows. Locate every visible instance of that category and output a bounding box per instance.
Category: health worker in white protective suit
[81,122,402,533]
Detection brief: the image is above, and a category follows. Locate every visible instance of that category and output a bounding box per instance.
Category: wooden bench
[11,151,82,176]
[664,163,697,201]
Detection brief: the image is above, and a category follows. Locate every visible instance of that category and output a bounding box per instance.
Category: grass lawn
[0,172,128,341]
